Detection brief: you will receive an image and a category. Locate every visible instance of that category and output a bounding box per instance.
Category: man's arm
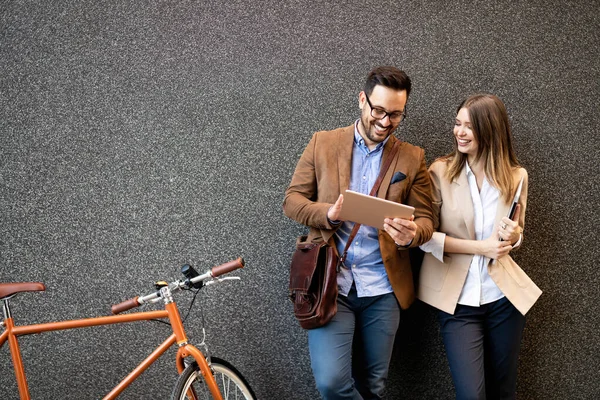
[383,148,434,248]
[283,133,338,230]
[408,149,434,246]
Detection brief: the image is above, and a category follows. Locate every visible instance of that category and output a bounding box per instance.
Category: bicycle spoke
[173,360,254,400]
[220,373,230,399]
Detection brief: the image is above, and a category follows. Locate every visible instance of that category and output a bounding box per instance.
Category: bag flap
[289,239,328,292]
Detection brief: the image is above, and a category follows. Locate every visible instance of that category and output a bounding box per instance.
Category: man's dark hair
[364,66,412,98]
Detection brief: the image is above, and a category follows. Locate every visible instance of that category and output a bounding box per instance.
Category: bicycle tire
[171,357,256,400]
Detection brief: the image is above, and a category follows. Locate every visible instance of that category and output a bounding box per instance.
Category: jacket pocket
[420,253,451,292]
[386,180,408,201]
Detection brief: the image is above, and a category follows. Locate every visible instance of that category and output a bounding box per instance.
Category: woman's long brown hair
[444,94,520,202]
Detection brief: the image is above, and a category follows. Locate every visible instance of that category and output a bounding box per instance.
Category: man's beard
[359,115,397,144]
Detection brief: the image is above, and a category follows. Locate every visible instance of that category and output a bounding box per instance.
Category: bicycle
[0,257,256,400]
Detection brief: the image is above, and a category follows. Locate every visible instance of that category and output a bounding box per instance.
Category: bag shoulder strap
[339,139,402,266]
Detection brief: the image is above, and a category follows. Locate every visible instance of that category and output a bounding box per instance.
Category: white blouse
[457,163,504,306]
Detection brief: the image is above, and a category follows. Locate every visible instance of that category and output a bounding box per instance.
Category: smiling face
[454,107,479,162]
[358,85,407,149]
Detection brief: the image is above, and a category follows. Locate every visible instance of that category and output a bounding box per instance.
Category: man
[283,66,434,399]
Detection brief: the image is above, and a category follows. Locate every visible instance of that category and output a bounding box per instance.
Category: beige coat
[283,125,434,309]
[418,159,542,315]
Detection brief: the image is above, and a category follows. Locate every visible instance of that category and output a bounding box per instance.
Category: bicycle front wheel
[171,357,256,400]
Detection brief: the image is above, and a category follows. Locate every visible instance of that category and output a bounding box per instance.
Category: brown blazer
[283,125,434,309]
[418,159,542,315]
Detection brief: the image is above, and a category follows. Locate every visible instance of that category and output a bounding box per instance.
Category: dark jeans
[308,286,400,400]
[439,297,526,400]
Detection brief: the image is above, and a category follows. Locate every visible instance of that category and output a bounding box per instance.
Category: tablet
[337,190,415,230]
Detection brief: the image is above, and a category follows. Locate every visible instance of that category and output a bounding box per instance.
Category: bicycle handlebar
[111,296,140,315]
[111,257,245,315]
[208,257,245,278]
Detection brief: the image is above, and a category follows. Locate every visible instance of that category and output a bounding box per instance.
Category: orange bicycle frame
[1,302,223,400]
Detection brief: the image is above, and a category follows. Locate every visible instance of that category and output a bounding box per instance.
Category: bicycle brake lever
[203,276,241,286]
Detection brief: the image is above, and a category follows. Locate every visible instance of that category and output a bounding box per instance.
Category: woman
[418,94,541,400]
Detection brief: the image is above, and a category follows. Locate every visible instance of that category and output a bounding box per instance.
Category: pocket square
[391,171,407,184]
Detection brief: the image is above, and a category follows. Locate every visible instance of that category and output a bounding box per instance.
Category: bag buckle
[337,254,349,272]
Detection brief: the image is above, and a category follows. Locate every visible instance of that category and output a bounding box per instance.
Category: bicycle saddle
[0,282,46,299]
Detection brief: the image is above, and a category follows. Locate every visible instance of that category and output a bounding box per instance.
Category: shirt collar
[465,161,492,189]
[353,119,389,152]
[465,161,473,177]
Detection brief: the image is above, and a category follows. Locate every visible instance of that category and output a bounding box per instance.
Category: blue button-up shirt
[334,121,393,297]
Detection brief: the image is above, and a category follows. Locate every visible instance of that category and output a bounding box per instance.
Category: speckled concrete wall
[1,1,598,399]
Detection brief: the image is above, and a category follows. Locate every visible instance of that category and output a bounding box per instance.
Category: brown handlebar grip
[111,296,140,315]
[211,257,245,277]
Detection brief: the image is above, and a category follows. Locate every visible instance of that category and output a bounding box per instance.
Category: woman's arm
[441,167,528,260]
[444,233,514,260]
[500,168,528,249]
[444,198,523,259]
[418,160,447,260]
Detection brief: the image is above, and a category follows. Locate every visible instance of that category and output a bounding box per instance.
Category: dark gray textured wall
[1,0,598,399]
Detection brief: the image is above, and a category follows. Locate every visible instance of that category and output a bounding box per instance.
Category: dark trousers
[438,297,526,400]
[308,286,400,400]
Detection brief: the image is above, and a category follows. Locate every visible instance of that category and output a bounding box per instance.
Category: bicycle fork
[164,286,224,400]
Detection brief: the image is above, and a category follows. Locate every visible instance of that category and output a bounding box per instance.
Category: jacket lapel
[377,136,400,199]
[454,168,476,240]
[337,125,355,194]
[337,127,400,198]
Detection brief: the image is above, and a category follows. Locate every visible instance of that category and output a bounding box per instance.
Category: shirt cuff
[512,233,523,249]
[327,217,341,227]
[395,238,413,249]
[419,232,446,262]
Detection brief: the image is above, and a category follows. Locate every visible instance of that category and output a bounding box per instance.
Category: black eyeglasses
[364,93,406,123]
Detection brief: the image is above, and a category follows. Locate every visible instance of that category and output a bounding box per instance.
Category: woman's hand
[444,205,522,258]
[498,204,521,244]
[479,227,514,259]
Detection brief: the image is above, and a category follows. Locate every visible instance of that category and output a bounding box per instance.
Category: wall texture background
[1,0,598,398]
